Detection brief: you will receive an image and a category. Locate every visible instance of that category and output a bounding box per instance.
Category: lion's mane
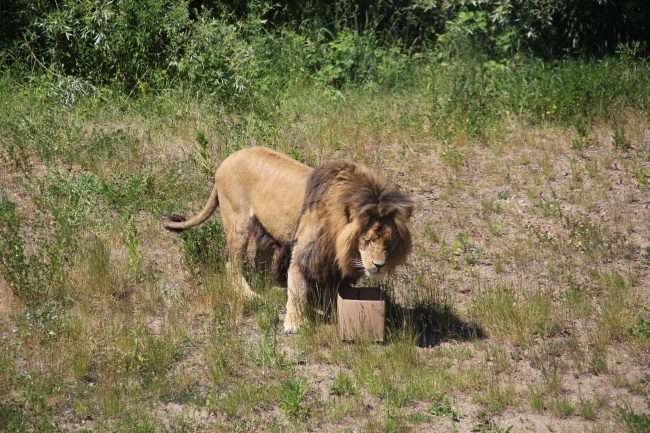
[274,160,413,289]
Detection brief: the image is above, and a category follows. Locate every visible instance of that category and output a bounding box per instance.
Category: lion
[274,160,414,333]
[163,147,414,334]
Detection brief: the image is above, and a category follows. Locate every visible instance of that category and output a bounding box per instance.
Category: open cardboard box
[337,286,385,342]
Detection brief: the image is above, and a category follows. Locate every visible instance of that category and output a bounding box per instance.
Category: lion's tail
[273,241,294,287]
[163,181,220,232]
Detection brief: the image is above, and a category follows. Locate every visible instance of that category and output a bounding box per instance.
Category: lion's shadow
[384,297,484,348]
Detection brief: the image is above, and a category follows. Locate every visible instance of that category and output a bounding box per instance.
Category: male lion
[163,147,414,333]
[274,160,414,333]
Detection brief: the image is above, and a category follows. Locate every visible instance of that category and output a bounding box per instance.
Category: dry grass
[0,83,648,432]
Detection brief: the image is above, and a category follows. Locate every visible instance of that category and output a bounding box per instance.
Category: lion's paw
[283,315,301,334]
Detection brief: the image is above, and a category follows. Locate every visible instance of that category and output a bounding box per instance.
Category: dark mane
[273,160,413,289]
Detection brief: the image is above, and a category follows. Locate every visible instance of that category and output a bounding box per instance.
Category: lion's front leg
[284,261,309,334]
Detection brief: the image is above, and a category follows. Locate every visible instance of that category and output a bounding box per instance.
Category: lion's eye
[364,239,371,246]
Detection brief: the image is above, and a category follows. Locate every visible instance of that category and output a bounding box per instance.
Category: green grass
[1,53,649,432]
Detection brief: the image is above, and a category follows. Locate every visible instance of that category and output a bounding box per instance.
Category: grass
[1,55,649,432]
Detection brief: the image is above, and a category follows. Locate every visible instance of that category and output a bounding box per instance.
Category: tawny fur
[163,147,311,298]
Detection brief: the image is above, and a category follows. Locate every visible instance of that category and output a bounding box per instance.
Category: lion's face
[356,218,399,279]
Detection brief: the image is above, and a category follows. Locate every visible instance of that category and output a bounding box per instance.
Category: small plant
[613,124,630,151]
[0,192,32,299]
[531,200,561,218]
[329,371,356,397]
[124,216,142,281]
[473,380,517,415]
[429,396,460,422]
[280,377,310,422]
[528,385,545,412]
[195,132,213,178]
[548,396,574,418]
[481,198,501,214]
[524,219,554,246]
[453,232,483,266]
[576,394,605,421]
[616,404,650,433]
[440,146,465,173]
[635,167,647,191]
[571,117,591,150]
[251,305,287,369]
[566,215,600,253]
[470,418,513,432]
[424,224,440,244]
[181,220,227,275]
[628,316,650,339]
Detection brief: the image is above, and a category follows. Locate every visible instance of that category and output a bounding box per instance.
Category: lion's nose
[373,262,385,271]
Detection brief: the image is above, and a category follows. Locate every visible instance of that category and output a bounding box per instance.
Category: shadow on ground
[385,298,485,348]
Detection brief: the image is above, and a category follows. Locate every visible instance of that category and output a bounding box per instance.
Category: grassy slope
[0,71,649,433]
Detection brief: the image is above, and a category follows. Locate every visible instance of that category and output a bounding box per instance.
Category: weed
[529,385,545,412]
[635,167,647,191]
[615,405,650,433]
[429,396,460,422]
[473,380,516,414]
[424,224,440,244]
[194,132,213,178]
[613,124,631,151]
[481,198,501,214]
[549,396,574,418]
[470,417,513,432]
[577,394,605,421]
[0,192,33,300]
[595,270,640,339]
[524,218,555,246]
[280,377,310,422]
[208,380,279,419]
[531,200,561,218]
[486,217,504,236]
[628,316,650,339]
[453,232,484,266]
[0,394,57,432]
[385,384,413,409]
[180,220,227,276]
[329,371,356,397]
[440,146,465,173]
[125,215,142,281]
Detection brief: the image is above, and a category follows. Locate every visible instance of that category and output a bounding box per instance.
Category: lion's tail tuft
[162,214,188,232]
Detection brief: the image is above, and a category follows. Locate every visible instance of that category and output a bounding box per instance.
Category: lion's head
[275,161,413,288]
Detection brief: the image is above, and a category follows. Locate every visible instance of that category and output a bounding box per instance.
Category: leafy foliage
[2,0,647,97]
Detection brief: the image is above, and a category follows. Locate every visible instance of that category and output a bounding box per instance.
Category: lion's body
[164,147,413,333]
[163,147,311,297]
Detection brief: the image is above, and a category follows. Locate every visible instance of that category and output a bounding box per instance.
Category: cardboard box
[337,287,385,342]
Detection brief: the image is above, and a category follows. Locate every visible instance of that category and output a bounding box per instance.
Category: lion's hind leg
[225,260,258,299]
[221,207,259,299]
